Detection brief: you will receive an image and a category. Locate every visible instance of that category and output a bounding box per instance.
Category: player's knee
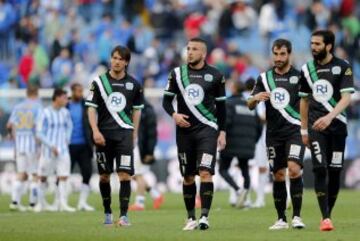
[19,172,28,181]
[183,175,195,185]
[100,174,110,183]
[259,166,268,173]
[118,172,131,181]
[288,162,301,178]
[273,169,286,181]
[39,176,47,182]
[199,170,212,181]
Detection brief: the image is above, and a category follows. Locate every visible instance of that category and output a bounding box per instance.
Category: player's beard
[312,47,327,61]
[274,59,289,70]
[188,57,203,67]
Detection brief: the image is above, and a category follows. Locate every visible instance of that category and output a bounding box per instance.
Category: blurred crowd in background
[0,0,359,89]
[0,0,360,190]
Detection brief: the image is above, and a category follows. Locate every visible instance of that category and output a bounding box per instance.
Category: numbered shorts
[176,126,218,176]
[133,144,150,175]
[96,135,134,175]
[266,135,305,173]
[16,152,38,174]
[309,131,346,170]
[38,152,71,177]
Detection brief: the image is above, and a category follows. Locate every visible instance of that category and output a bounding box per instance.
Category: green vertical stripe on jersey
[266,70,301,120]
[306,61,346,117]
[99,74,133,126]
[180,65,217,123]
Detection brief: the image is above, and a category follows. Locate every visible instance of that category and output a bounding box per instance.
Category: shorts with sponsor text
[266,134,305,173]
[176,126,218,176]
[309,130,346,170]
[96,133,134,175]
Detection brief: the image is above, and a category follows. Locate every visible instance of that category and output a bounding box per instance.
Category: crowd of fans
[0,0,359,126]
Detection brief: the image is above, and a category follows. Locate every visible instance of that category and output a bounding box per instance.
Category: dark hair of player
[272,38,292,54]
[111,45,131,63]
[52,88,67,101]
[312,29,335,53]
[26,85,38,97]
[70,83,82,91]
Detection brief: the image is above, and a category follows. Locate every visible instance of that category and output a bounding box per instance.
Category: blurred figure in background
[7,85,42,211]
[35,88,75,212]
[129,98,164,211]
[219,79,262,208]
[67,83,95,211]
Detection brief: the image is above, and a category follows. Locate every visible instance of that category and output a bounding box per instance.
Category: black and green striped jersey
[163,63,226,132]
[85,71,144,140]
[299,56,355,135]
[251,67,301,141]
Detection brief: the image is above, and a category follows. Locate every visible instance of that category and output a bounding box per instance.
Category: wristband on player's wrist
[300,129,308,135]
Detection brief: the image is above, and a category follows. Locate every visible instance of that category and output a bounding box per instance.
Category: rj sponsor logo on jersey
[270,87,290,110]
[106,92,126,112]
[313,79,333,103]
[185,84,204,105]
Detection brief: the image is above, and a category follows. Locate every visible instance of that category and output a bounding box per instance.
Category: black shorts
[176,126,218,176]
[309,130,346,170]
[96,132,134,175]
[266,134,305,173]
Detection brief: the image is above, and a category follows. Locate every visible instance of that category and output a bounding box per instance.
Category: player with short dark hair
[248,39,306,230]
[67,83,95,211]
[86,45,144,226]
[36,88,75,212]
[7,85,42,211]
[162,37,227,230]
[299,30,355,231]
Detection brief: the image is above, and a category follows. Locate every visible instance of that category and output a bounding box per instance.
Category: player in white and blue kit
[7,85,42,211]
[35,89,75,212]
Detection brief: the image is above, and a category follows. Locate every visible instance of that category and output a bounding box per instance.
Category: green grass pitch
[0,189,359,241]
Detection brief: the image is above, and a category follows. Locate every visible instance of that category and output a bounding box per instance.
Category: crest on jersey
[106,92,126,112]
[125,82,134,90]
[185,84,204,105]
[270,87,290,110]
[345,68,352,76]
[289,76,299,84]
[313,79,333,103]
[204,74,213,82]
[331,66,341,75]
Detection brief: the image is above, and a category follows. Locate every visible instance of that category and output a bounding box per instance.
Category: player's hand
[172,113,191,128]
[254,92,270,102]
[312,114,333,131]
[143,155,155,164]
[51,147,59,157]
[301,134,310,148]
[93,130,106,146]
[217,131,226,151]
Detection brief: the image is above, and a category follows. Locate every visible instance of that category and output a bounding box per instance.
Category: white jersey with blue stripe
[36,105,73,158]
[8,99,42,154]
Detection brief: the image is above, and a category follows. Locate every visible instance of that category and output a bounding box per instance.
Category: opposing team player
[7,85,42,211]
[162,37,226,230]
[86,45,144,226]
[248,39,306,230]
[299,30,355,231]
[36,89,75,212]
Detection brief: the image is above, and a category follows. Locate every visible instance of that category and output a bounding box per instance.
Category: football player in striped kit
[7,85,42,211]
[35,88,75,212]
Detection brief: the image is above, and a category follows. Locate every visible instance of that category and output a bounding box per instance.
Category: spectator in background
[305,0,331,31]
[67,83,95,212]
[0,0,17,61]
[51,47,73,88]
[18,44,35,87]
